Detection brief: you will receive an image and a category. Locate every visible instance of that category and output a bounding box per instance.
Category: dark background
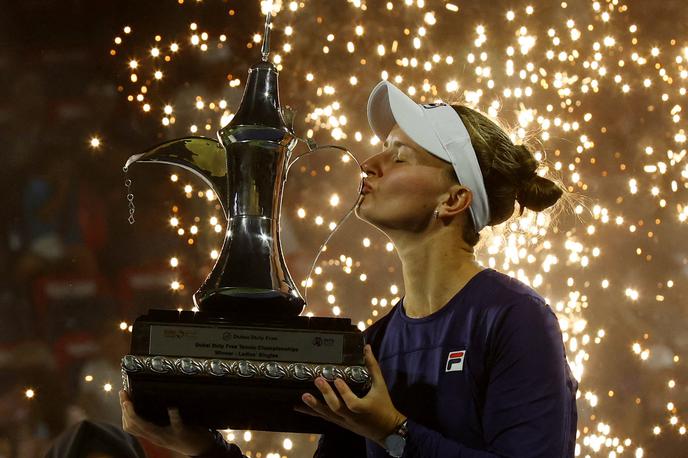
[1,0,687,456]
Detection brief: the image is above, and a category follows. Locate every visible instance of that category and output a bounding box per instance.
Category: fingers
[301,392,327,415]
[295,397,347,430]
[364,345,383,385]
[312,378,347,416]
[120,390,131,431]
[119,390,163,440]
[119,391,139,433]
[167,407,184,432]
[121,399,146,436]
[302,390,342,422]
[333,378,362,412]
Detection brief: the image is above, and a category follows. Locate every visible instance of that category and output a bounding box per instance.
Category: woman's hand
[119,389,216,456]
[293,344,406,447]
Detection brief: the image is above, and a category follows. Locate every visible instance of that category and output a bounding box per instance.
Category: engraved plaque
[149,325,344,363]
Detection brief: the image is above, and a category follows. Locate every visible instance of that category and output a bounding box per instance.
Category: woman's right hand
[119,389,217,456]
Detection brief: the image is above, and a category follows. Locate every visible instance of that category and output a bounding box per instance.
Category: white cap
[367,80,490,232]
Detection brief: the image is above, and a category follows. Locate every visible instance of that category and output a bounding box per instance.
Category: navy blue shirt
[315,267,577,458]
[201,267,578,458]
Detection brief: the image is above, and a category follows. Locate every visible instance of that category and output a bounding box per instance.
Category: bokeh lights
[84,0,688,455]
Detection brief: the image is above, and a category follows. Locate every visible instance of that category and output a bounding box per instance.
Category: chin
[354,201,368,221]
[355,203,392,233]
[354,197,375,223]
[356,195,403,227]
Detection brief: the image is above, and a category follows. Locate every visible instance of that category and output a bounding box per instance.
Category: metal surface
[121,354,370,385]
[124,15,304,316]
[120,12,370,433]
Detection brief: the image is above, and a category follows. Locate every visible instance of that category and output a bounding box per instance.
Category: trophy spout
[124,137,229,218]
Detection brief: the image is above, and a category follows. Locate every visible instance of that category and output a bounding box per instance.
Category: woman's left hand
[294,344,407,447]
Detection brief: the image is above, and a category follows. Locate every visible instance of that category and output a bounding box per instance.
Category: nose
[360,154,381,178]
[361,161,373,178]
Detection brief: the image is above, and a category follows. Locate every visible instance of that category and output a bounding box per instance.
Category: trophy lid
[222,11,290,132]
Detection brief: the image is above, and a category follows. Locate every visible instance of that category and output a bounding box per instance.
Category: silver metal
[318,364,346,382]
[290,362,316,381]
[236,360,259,378]
[261,11,272,62]
[149,356,175,374]
[178,357,204,375]
[118,13,372,432]
[123,44,305,316]
[208,359,232,377]
[345,365,369,384]
[121,354,370,385]
[123,166,135,224]
[122,354,145,372]
[262,361,288,379]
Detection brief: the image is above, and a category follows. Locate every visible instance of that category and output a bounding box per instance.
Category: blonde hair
[445,104,569,247]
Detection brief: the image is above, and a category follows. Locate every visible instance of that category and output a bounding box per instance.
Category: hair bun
[516,145,538,181]
[516,174,564,215]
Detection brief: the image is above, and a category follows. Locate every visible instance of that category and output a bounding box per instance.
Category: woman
[120,80,578,457]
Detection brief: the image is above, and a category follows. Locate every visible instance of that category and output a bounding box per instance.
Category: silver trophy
[120,12,370,432]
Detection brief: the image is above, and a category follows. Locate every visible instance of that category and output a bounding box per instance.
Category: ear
[439,185,472,219]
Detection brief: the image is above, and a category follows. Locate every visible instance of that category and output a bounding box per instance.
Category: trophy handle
[124,137,229,219]
[285,138,365,308]
[286,138,361,177]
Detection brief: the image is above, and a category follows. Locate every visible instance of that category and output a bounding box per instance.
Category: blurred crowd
[0,66,177,455]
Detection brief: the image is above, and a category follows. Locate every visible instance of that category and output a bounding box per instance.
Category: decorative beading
[121,354,370,386]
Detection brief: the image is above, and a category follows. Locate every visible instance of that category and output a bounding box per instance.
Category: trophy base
[122,309,370,432]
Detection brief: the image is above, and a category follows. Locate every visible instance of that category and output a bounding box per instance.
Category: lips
[361,180,374,194]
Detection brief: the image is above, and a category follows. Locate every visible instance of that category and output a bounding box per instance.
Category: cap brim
[366,81,449,161]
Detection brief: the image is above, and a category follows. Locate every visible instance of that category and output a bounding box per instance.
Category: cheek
[382,169,438,204]
[362,169,440,228]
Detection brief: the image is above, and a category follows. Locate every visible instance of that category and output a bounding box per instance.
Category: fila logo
[445,350,466,372]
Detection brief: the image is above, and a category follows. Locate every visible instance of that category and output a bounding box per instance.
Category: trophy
[120,12,370,433]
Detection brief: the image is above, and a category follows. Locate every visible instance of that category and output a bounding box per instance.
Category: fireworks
[98,0,688,455]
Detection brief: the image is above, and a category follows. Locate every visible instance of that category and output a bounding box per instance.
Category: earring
[433,209,439,219]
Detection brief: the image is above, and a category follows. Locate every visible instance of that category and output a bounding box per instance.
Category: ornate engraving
[121,354,370,386]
